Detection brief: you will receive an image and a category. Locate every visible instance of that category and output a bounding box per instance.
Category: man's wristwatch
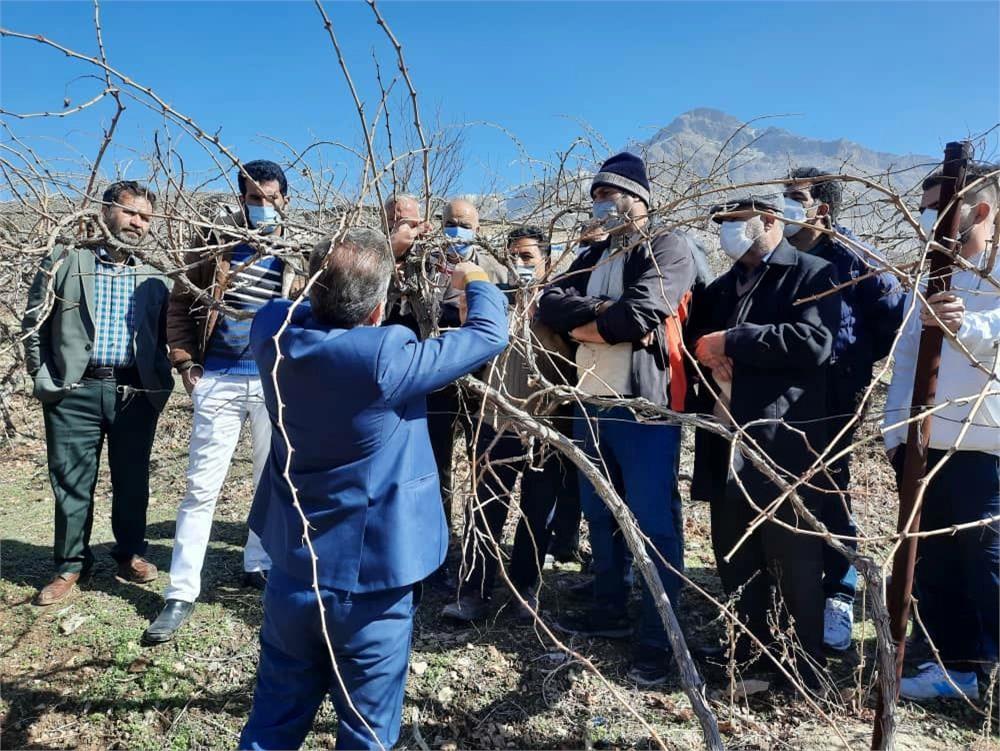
[177,360,204,378]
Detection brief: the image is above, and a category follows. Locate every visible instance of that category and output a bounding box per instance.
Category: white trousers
[164,372,272,603]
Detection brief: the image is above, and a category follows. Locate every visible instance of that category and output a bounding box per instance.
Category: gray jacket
[22,245,174,410]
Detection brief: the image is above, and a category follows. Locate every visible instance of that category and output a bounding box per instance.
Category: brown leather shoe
[35,572,81,606]
[116,555,158,584]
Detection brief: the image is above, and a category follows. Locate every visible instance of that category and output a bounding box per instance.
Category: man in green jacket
[22,180,174,606]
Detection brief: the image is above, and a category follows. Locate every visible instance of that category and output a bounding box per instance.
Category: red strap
[664,291,691,411]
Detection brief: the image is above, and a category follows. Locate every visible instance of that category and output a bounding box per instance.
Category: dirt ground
[1,380,997,750]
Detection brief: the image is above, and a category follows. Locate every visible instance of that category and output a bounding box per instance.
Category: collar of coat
[717,241,797,284]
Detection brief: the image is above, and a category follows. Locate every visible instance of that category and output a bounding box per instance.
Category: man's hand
[578,220,610,245]
[921,291,965,334]
[181,366,203,396]
[569,320,606,343]
[711,356,734,383]
[695,331,728,367]
[390,220,432,259]
[450,261,487,291]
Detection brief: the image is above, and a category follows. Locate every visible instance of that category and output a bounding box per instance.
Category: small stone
[411,660,428,676]
[437,686,454,703]
[59,613,92,635]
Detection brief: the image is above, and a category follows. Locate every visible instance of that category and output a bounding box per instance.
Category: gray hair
[308,228,393,328]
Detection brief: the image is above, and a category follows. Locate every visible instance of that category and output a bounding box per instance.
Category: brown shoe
[35,572,81,606]
[117,555,158,584]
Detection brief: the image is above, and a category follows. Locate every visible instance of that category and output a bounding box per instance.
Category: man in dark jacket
[384,195,508,590]
[783,168,905,651]
[538,152,697,686]
[240,229,508,749]
[689,194,841,686]
[22,181,173,605]
[442,226,579,623]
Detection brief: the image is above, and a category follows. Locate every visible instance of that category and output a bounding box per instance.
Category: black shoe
[553,608,631,639]
[143,599,195,644]
[628,645,674,687]
[509,592,539,624]
[241,570,268,591]
[441,593,491,623]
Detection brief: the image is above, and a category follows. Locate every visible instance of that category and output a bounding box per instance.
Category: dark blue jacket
[811,226,904,381]
[248,281,509,593]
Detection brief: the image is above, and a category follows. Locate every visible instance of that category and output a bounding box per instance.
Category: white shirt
[884,252,1000,456]
[576,246,633,396]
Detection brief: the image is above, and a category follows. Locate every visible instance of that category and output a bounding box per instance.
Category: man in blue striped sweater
[144,160,306,644]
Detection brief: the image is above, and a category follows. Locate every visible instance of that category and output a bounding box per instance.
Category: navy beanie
[591,152,651,206]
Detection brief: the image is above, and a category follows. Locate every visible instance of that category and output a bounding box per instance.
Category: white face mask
[919,207,938,237]
[719,220,756,260]
[783,197,807,238]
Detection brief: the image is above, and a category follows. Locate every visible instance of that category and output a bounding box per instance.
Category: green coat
[22,245,174,411]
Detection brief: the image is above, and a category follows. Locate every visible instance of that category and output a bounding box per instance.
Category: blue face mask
[592,200,618,221]
[444,225,476,258]
[247,204,280,234]
[592,198,627,231]
[515,264,537,284]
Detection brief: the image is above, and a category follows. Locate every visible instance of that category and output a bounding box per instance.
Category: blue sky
[2,1,998,197]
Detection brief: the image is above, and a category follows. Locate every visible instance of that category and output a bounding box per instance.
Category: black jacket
[536,229,697,407]
[687,243,841,505]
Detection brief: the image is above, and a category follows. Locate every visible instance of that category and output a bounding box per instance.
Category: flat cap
[710,192,785,223]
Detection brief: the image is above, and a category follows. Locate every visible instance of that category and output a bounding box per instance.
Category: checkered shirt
[90,247,137,367]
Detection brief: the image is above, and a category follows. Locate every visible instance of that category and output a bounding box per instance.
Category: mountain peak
[651,108,749,142]
[641,108,932,186]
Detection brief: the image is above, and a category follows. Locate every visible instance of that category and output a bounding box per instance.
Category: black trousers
[709,466,826,684]
[915,449,999,674]
[459,424,563,597]
[821,367,866,601]
[546,462,581,556]
[426,384,469,526]
[42,372,159,574]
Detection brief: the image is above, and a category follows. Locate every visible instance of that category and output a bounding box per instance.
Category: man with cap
[538,152,698,686]
[688,194,841,687]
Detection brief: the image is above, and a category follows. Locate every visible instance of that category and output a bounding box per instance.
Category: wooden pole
[872,140,971,749]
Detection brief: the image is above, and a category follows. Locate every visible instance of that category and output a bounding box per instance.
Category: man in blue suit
[240,228,508,750]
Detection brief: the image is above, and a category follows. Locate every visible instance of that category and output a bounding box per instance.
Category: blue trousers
[575,404,683,651]
[241,567,416,750]
[916,449,999,674]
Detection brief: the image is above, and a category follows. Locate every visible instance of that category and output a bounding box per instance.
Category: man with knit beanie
[538,152,698,686]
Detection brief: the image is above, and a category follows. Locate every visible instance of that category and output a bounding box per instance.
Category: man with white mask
[887,162,1000,701]
[783,168,905,652]
[688,194,841,687]
[147,160,307,643]
[538,152,698,686]
[420,198,507,591]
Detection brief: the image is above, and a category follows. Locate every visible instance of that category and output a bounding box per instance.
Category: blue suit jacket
[248,281,509,593]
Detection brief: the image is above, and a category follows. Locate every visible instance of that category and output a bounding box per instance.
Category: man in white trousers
[143,160,306,644]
